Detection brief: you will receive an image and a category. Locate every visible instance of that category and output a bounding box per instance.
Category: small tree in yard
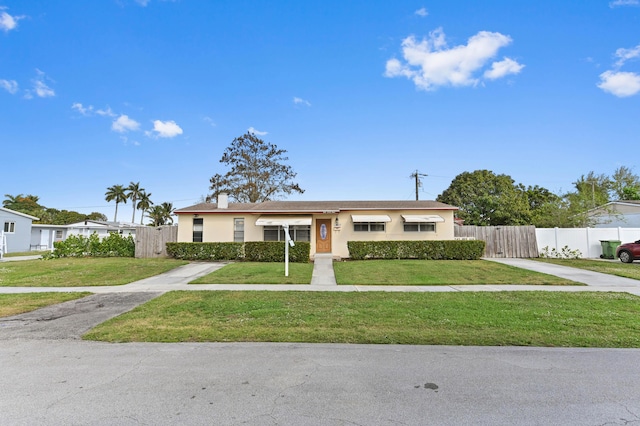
[209,132,304,203]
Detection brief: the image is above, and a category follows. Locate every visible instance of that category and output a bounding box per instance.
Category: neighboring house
[587,201,640,228]
[175,193,458,259]
[0,207,39,253]
[31,221,137,251]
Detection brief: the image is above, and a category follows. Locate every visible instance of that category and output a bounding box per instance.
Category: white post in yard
[282,224,295,277]
[0,230,6,260]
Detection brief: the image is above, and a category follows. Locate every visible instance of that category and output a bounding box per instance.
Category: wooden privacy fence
[454,225,539,258]
[135,226,178,258]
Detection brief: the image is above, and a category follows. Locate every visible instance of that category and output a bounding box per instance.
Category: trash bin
[600,240,621,259]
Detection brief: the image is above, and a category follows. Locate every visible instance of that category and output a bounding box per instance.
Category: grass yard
[536,258,640,280]
[190,262,314,284]
[333,259,577,285]
[0,292,91,317]
[2,251,49,258]
[0,257,188,287]
[83,290,640,347]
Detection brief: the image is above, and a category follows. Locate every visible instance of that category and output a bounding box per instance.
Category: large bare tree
[208,132,304,203]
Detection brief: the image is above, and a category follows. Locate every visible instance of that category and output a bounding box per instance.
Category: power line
[410,170,428,201]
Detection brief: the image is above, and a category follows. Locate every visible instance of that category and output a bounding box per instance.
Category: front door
[315,219,332,253]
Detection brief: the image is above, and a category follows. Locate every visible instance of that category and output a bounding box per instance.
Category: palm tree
[160,202,175,225]
[104,185,128,222]
[126,181,144,224]
[148,202,175,226]
[136,191,153,225]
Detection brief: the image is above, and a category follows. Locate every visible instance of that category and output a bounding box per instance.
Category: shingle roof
[175,200,457,214]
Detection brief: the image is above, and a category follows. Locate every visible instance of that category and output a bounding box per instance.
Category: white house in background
[587,201,640,228]
[0,207,39,254]
[30,221,137,251]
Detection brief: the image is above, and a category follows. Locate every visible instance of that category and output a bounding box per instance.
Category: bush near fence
[46,233,135,258]
[166,241,310,263]
[244,241,310,263]
[347,240,486,260]
[166,242,244,261]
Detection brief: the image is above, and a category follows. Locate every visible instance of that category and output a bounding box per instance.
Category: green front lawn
[536,258,640,280]
[84,290,640,347]
[0,258,188,287]
[333,259,577,285]
[190,262,314,284]
[0,292,91,317]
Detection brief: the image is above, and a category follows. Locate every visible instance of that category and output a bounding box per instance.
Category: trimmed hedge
[244,241,310,263]
[347,240,486,260]
[47,233,135,258]
[165,241,310,263]
[166,242,244,261]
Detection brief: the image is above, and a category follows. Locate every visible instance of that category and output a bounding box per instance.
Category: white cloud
[96,106,116,117]
[248,126,268,136]
[72,102,93,115]
[614,44,640,68]
[203,116,216,127]
[415,8,428,17]
[150,119,183,138]
[293,97,311,107]
[484,57,525,80]
[609,0,639,7]
[385,28,522,90]
[597,71,640,97]
[0,79,18,94]
[112,114,141,133]
[24,69,55,99]
[135,0,151,6]
[0,7,24,32]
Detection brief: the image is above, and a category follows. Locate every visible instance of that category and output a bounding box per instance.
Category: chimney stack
[218,192,229,209]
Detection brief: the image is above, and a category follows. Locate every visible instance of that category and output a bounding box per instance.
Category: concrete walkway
[310,253,337,286]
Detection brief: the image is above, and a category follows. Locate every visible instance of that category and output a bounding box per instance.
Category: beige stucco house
[175,194,458,259]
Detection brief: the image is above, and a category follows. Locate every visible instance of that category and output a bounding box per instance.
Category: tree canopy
[3,194,106,224]
[209,132,304,203]
[436,170,530,226]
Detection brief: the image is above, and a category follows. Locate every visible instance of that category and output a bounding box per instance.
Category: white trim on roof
[402,214,444,223]
[0,207,39,221]
[351,215,391,223]
[255,216,312,226]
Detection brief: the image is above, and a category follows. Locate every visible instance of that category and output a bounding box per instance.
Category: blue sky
[2,0,640,221]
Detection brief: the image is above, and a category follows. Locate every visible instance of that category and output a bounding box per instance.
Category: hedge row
[347,240,486,260]
[166,241,310,263]
[46,233,135,258]
[166,242,244,261]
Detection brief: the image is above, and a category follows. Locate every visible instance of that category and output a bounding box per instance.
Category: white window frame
[353,222,386,232]
[234,218,245,242]
[263,225,311,242]
[193,218,203,242]
[3,221,15,234]
[404,222,436,232]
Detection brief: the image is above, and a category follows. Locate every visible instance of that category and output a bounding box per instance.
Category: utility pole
[410,170,428,200]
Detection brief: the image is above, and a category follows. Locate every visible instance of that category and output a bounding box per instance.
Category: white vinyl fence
[536,227,640,258]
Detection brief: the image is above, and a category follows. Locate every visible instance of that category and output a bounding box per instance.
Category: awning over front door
[351,215,391,223]
[255,216,312,226]
[402,214,445,223]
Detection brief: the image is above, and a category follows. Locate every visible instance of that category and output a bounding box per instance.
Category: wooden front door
[315,219,332,253]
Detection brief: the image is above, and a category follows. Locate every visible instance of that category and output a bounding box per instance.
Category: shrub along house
[174,193,458,259]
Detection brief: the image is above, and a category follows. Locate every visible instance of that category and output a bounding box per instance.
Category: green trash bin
[600,240,621,259]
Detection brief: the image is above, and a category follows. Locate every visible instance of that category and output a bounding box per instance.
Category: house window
[404,222,436,232]
[234,218,244,242]
[3,222,15,233]
[263,225,311,242]
[193,218,203,242]
[353,222,385,232]
[55,230,63,239]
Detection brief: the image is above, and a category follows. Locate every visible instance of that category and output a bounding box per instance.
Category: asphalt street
[1,258,640,425]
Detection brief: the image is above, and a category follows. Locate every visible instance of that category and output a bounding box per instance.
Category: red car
[616,241,640,263]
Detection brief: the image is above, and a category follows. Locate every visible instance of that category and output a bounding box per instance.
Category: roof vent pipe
[218,192,229,209]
